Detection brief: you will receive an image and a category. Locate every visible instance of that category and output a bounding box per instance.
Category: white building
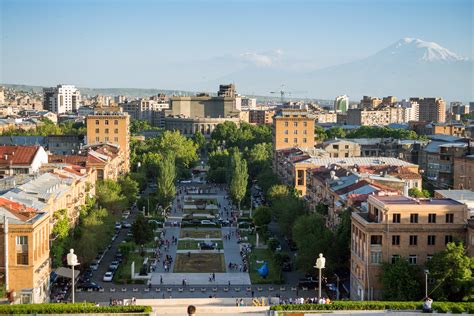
[334,95,349,113]
[400,99,419,122]
[241,97,257,110]
[43,84,81,114]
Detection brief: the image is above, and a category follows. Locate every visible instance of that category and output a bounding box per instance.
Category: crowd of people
[279,296,332,305]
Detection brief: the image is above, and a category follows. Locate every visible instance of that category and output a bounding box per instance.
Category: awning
[55,267,80,279]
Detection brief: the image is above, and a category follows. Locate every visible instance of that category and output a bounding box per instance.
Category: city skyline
[1,0,473,100]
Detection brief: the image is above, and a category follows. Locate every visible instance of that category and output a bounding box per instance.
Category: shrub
[0,303,152,314]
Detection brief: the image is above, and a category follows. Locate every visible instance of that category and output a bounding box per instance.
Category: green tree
[314,125,327,143]
[380,258,423,301]
[96,180,127,214]
[256,168,280,196]
[158,130,198,168]
[408,187,431,198]
[426,242,474,301]
[132,213,154,245]
[246,143,272,178]
[156,152,176,208]
[118,175,139,206]
[267,184,290,202]
[207,149,230,184]
[193,131,206,153]
[326,127,346,139]
[252,206,272,227]
[230,150,248,211]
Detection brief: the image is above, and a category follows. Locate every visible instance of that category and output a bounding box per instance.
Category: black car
[77,281,103,291]
[80,268,93,282]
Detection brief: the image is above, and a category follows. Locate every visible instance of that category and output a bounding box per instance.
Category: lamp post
[314,253,326,299]
[66,249,79,303]
[335,273,340,300]
[424,269,429,298]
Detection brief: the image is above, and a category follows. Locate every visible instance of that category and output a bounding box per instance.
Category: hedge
[271,301,474,314]
[0,303,152,314]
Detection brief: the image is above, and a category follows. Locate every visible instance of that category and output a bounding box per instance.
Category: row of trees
[315,125,426,142]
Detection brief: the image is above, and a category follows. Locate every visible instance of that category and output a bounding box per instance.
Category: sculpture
[257,261,269,278]
[67,249,78,266]
[315,253,325,270]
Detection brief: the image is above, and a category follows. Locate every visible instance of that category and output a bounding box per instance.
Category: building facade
[410,97,446,123]
[453,155,474,190]
[273,109,315,151]
[43,85,81,114]
[249,109,275,125]
[334,95,349,113]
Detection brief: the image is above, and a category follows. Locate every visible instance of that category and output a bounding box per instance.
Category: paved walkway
[150,273,250,285]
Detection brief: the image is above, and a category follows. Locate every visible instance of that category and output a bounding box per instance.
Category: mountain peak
[378,38,466,62]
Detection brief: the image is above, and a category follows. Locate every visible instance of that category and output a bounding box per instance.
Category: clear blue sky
[1,0,472,91]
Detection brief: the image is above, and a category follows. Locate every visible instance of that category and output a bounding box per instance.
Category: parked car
[115,222,122,230]
[201,220,217,225]
[122,210,130,218]
[123,222,132,229]
[80,268,93,282]
[111,234,118,241]
[77,281,103,291]
[89,260,99,271]
[103,271,114,282]
[109,261,120,271]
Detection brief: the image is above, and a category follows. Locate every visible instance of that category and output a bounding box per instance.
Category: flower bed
[0,303,152,314]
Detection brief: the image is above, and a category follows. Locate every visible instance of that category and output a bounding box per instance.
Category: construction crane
[270,84,307,105]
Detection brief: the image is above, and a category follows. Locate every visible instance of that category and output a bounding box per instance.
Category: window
[95,128,99,133]
[392,213,401,223]
[345,145,349,149]
[408,255,417,265]
[303,130,307,135]
[345,153,349,157]
[392,235,400,245]
[294,122,298,127]
[95,120,99,125]
[391,254,400,264]
[284,138,288,143]
[445,235,453,244]
[428,213,436,223]
[370,251,382,264]
[427,255,433,261]
[303,138,307,143]
[105,120,109,125]
[105,128,109,134]
[105,137,109,142]
[409,235,418,246]
[95,137,99,142]
[303,121,307,127]
[445,213,454,223]
[114,129,118,134]
[370,235,382,245]
[16,236,28,265]
[428,235,436,245]
[410,213,418,223]
[284,130,288,135]
[293,130,297,135]
[293,138,297,143]
[114,120,118,125]
[114,137,118,142]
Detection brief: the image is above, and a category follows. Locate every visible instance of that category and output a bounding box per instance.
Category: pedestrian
[251,290,254,298]
[160,275,163,284]
[212,273,215,281]
[423,297,433,313]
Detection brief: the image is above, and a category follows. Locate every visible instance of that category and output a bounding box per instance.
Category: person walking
[423,297,433,313]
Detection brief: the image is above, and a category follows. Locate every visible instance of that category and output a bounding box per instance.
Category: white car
[115,222,122,230]
[201,220,217,225]
[89,261,99,271]
[123,222,132,229]
[103,271,113,282]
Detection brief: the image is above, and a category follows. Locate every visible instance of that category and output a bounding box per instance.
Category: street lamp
[335,273,340,300]
[66,249,79,303]
[424,269,429,298]
[314,253,326,299]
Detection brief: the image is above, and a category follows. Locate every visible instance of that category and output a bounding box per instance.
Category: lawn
[174,253,225,273]
[113,252,145,284]
[248,249,283,285]
[180,229,222,239]
[177,240,224,250]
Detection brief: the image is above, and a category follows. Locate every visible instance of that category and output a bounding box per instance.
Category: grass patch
[174,253,225,272]
[239,230,256,245]
[113,252,145,284]
[249,248,283,284]
[180,229,222,238]
[177,240,224,250]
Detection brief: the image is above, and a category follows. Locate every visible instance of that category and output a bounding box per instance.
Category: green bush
[0,303,152,314]
[270,301,474,313]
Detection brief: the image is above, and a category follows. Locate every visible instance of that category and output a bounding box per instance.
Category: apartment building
[334,95,349,113]
[120,98,169,124]
[0,146,48,178]
[350,195,470,300]
[249,109,275,125]
[346,107,405,126]
[0,199,50,303]
[360,96,382,109]
[431,123,467,138]
[86,107,130,172]
[320,139,361,158]
[43,85,81,114]
[410,97,446,123]
[314,112,338,123]
[273,109,315,151]
[453,155,474,190]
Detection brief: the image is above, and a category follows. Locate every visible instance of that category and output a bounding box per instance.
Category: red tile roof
[0,197,39,221]
[0,146,40,166]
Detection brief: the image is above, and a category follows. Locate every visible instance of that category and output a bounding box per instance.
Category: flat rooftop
[370,195,463,205]
[303,156,417,167]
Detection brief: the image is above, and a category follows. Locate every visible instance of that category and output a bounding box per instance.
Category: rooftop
[370,195,463,206]
[0,145,41,166]
[303,156,417,167]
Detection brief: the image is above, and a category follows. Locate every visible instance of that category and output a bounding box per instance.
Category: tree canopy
[230,150,248,210]
[380,258,423,301]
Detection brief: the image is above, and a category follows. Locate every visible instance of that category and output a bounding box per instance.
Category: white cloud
[239,50,284,67]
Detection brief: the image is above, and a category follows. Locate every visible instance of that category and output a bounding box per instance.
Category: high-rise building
[86,107,130,172]
[382,96,397,105]
[360,96,382,109]
[273,109,315,151]
[399,99,419,122]
[410,97,446,123]
[217,84,236,97]
[241,97,257,110]
[334,95,349,113]
[42,84,81,114]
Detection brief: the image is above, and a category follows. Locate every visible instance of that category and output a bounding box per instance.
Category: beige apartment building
[249,109,275,125]
[351,195,470,301]
[86,107,130,172]
[0,199,50,304]
[320,139,361,158]
[453,155,474,190]
[273,109,315,151]
[346,107,405,126]
[410,97,446,123]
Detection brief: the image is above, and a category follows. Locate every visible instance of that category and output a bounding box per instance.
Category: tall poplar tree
[230,150,248,211]
[156,153,176,208]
